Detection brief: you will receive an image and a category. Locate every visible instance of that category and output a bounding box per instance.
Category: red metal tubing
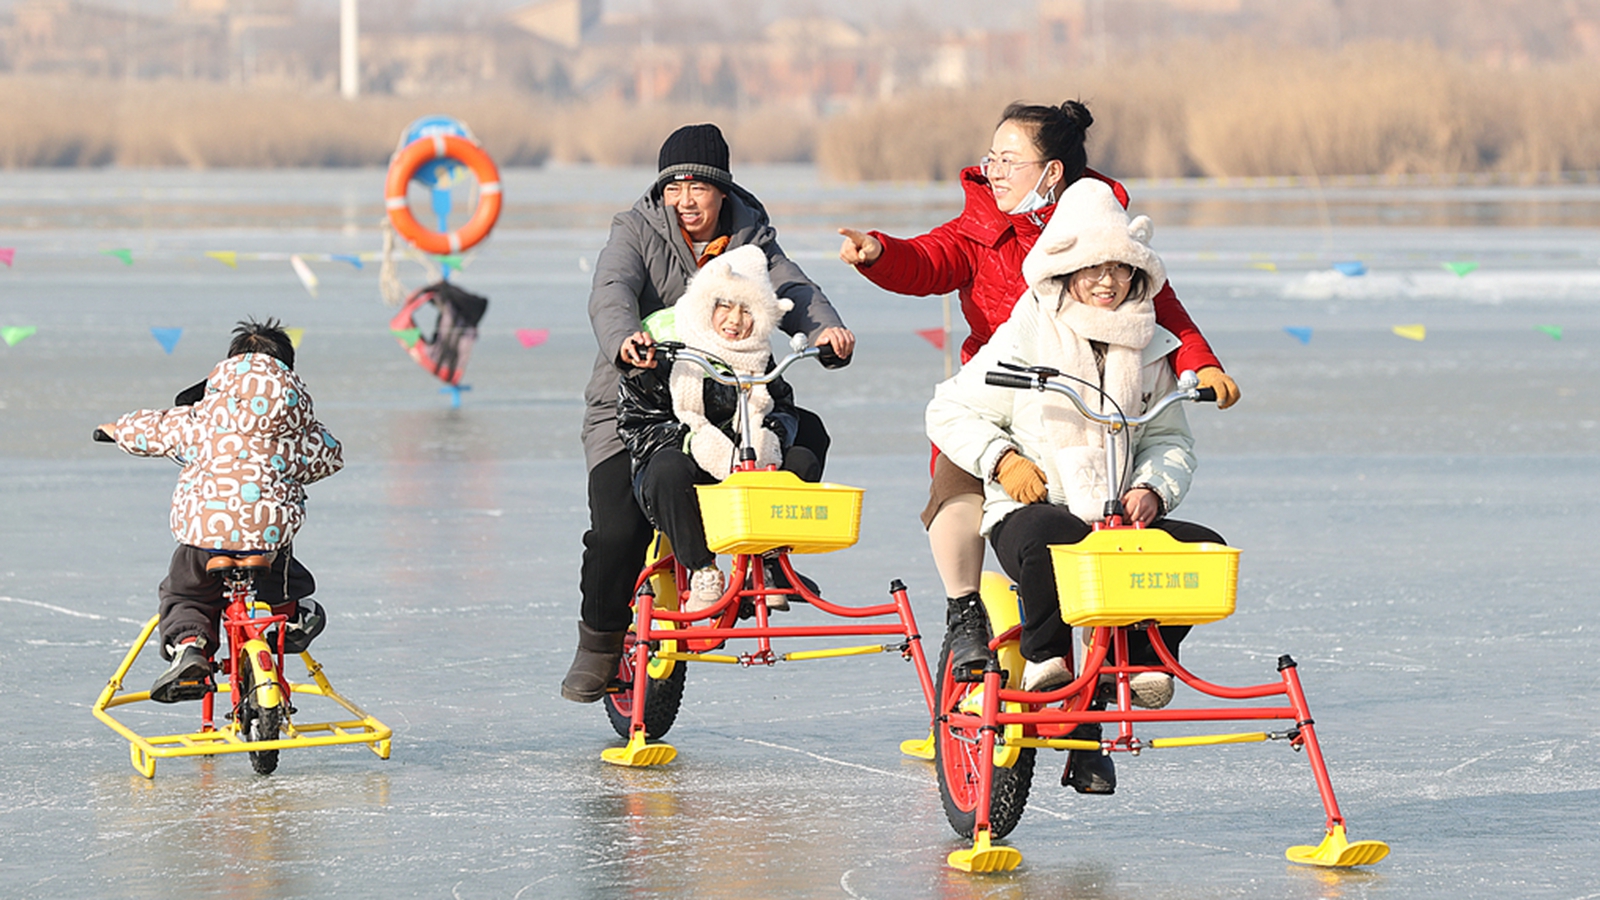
[1145,624,1289,701]
[891,582,939,722]
[1280,660,1347,830]
[641,623,914,641]
[973,666,1005,833]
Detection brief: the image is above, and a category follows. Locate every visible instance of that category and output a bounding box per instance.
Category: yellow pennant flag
[1392,324,1426,342]
[290,255,319,298]
[284,327,305,349]
[206,251,239,268]
[1251,261,1277,272]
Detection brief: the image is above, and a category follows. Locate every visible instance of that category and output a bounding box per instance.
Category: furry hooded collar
[1021,178,1165,304]
[670,244,793,478]
[1016,178,1166,520]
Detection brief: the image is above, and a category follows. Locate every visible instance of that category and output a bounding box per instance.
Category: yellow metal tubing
[93,633,393,777]
[1147,731,1269,749]
[1010,737,1103,751]
[656,651,741,664]
[781,644,887,661]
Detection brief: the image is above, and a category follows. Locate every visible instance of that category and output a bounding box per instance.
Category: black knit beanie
[655,123,734,195]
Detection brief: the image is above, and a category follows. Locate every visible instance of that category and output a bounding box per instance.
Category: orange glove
[1196,366,1240,410]
[995,449,1048,504]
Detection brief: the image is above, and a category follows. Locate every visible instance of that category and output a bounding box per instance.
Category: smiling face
[1068,262,1135,309]
[662,180,725,241]
[711,298,754,341]
[986,119,1064,215]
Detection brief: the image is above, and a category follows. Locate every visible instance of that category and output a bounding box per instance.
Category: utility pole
[340,0,359,100]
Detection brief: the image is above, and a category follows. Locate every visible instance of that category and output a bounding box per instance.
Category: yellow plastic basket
[697,469,863,555]
[1050,527,1240,626]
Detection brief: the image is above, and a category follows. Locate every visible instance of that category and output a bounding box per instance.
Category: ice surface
[3,168,1600,898]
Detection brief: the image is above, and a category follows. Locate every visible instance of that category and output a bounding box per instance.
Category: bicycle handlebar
[985,366,1215,431]
[653,341,824,387]
[92,428,114,443]
[983,371,1038,390]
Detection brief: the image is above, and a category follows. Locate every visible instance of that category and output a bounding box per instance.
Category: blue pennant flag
[331,253,363,269]
[1331,261,1367,277]
[1284,327,1313,345]
[150,327,183,355]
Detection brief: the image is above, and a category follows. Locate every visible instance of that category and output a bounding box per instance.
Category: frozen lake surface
[3,167,1600,898]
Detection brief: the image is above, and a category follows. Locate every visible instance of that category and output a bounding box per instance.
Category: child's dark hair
[997,100,1094,185]
[229,318,295,369]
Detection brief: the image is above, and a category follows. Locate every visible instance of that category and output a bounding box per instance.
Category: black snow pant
[633,445,821,572]
[989,505,1223,664]
[578,408,830,633]
[157,544,315,659]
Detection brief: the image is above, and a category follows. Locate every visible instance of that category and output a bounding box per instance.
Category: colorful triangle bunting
[515,328,549,349]
[1442,261,1478,277]
[102,248,133,265]
[1331,261,1366,276]
[1392,324,1426,342]
[0,248,14,267]
[1536,325,1563,340]
[205,251,238,268]
[284,327,305,349]
[916,328,947,350]
[3,325,37,346]
[1284,327,1313,344]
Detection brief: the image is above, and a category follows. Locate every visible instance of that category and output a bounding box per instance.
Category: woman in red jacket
[838,101,1241,749]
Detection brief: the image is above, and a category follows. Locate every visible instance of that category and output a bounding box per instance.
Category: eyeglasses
[1076,263,1136,284]
[980,155,1044,178]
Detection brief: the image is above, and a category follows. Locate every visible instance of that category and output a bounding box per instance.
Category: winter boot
[761,554,821,611]
[265,599,326,654]
[1061,720,1116,794]
[150,641,214,704]
[560,621,627,703]
[945,592,994,682]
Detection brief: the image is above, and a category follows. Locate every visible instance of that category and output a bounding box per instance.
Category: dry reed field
[817,40,1600,181]
[5,40,1599,178]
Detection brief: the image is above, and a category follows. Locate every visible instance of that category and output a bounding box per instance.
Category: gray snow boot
[560,621,627,703]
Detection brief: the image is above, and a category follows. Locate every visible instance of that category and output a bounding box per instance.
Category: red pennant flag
[916,328,946,350]
[516,328,550,349]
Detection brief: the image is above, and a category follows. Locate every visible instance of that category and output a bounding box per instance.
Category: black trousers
[634,445,821,572]
[579,408,830,633]
[989,504,1223,664]
[158,544,315,658]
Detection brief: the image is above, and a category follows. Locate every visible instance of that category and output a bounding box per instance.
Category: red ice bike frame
[600,342,938,767]
[926,365,1388,872]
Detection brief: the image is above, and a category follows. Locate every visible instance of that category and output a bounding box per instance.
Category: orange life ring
[385,134,502,255]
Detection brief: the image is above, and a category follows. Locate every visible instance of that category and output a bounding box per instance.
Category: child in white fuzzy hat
[926,178,1228,790]
[617,245,822,612]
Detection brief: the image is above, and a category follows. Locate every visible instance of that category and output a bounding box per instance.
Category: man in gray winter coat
[562,123,856,702]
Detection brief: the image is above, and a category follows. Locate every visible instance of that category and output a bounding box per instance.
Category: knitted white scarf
[1031,284,1155,519]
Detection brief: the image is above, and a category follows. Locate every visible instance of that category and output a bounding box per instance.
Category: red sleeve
[1152,280,1223,373]
[857,218,975,298]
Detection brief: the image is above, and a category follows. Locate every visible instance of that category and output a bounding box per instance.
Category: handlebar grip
[1194,387,1218,403]
[817,343,850,369]
[92,428,115,443]
[985,372,1037,389]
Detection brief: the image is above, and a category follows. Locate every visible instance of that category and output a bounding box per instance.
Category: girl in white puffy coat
[925,179,1225,704]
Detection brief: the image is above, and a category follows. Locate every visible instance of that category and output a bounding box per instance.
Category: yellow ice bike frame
[92,555,390,778]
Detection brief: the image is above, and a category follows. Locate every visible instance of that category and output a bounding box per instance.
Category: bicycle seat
[204,552,278,574]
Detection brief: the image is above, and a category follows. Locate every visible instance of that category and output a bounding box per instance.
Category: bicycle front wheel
[239,657,283,775]
[934,635,1034,839]
[604,632,686,740]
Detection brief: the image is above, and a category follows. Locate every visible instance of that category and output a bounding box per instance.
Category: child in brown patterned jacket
[98,319,344,702]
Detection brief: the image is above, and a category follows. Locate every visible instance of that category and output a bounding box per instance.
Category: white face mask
[1008,166,1057,217]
